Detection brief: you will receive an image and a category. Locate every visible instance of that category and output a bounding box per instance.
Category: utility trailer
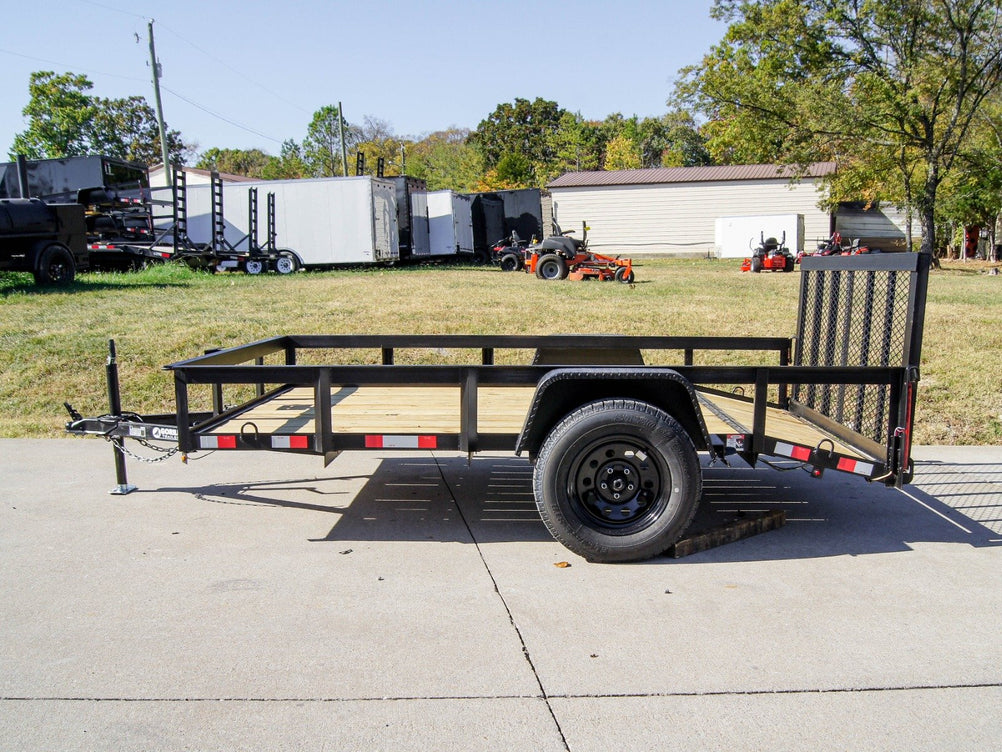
[66,253,929,562]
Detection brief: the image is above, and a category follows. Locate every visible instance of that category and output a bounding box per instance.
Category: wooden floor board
[209,384,869,460]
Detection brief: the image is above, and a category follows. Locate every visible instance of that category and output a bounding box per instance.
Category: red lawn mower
[741,231,795,273]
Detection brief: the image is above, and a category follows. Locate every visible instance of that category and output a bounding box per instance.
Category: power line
[160,85,284,144]
[0,43,285,147]
[76,0,148,20]
[154,21,310,115]
[0,47,146,84]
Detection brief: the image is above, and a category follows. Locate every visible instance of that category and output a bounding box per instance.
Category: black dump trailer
[66,253,930,562]
[0,155,164,271]
[0,155,148,203]
[0,198,88,284]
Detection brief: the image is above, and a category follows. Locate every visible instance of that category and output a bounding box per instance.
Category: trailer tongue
[66,253,930,562]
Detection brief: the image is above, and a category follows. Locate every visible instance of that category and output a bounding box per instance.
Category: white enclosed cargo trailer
[425,190,474,257]
[714,214,805,259]
[408,191,431,257]
[177,176,399,268]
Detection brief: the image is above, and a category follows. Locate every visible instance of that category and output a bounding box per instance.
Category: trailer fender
[516,368,712,459]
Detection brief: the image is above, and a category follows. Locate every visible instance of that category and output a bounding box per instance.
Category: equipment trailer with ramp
[66,253,930,562]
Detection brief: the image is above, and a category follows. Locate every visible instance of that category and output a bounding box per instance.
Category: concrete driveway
[1,439,1000,750]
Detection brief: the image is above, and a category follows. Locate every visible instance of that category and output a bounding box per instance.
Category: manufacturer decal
[152,426,179,442]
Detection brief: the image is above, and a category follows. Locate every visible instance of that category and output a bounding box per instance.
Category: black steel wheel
[533,399,702,563]
[33,243,76,285]
[499,253,522,272]
[535,253,567,280]
[615,266,635,284]
[274,250,299,274]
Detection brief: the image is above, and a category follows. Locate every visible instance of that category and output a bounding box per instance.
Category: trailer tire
[615,266,635,284]
[536,254,567,280]
[33,243,76,285]
[245,259,265,274]
[533,399,701,563]
[274,251,299,274]
[499,253,522,272]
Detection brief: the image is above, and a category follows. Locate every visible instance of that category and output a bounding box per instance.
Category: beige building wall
[549,178,832,256]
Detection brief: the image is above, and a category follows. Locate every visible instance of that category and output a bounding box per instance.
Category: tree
[637,111,712,168]
[604,134,642,170]
[541,111,603,182]
[469,97,566,184]
[195,147,273,178]
[10,70,191,166]
[680,0,1002,254]
[11,71,97,158]
[261,139,309,180]
[303,104,357,177]
[91,95,189,166]
[352,116,406,176]
[406,129,482,191]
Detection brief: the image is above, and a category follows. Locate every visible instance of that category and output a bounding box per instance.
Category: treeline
[191,99,712,193]
[7,73,709,192]
[12,0,1002,257]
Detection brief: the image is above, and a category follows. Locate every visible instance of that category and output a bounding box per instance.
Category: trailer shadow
[151,452,1002,562]
[665,456,1002,563]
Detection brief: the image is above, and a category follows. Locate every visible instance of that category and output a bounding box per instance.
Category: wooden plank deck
[210,386,535,435]
[208,385,867,459]
[697,390,863,456]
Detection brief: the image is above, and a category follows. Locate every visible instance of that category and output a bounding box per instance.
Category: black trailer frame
[66,253,930,560]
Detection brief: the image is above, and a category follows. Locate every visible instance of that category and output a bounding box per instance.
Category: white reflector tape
[200,435,236,449]
[774,441,811,461]
[271,435,310,449]
[837,457,875,476]
[365,435,437,449]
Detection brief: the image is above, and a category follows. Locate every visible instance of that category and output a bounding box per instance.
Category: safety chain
[106,435,180,463]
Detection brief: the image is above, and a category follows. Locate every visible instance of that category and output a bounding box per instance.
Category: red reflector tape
[272,435,310,449]
[364,435,437,449]
[837,457,875,476]
[200,435,237,449]
[791,445,811,462]
[774,441,811,462]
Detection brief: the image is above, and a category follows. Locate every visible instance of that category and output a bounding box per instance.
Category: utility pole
[148,19,171,186]
[338,100,348,177]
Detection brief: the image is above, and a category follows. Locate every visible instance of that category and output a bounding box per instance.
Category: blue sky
[1,0,726,160]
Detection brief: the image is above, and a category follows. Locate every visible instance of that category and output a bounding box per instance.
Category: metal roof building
[547,162,839,256]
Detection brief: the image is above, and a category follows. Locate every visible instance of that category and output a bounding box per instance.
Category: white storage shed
[547,163,837,256]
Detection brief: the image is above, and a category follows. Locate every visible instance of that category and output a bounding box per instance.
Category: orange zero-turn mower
[523,222,635,283]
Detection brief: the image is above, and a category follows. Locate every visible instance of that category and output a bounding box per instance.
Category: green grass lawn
[1,257,999,444]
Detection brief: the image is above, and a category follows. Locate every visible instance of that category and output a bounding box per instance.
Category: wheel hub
[572,441,664,527]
